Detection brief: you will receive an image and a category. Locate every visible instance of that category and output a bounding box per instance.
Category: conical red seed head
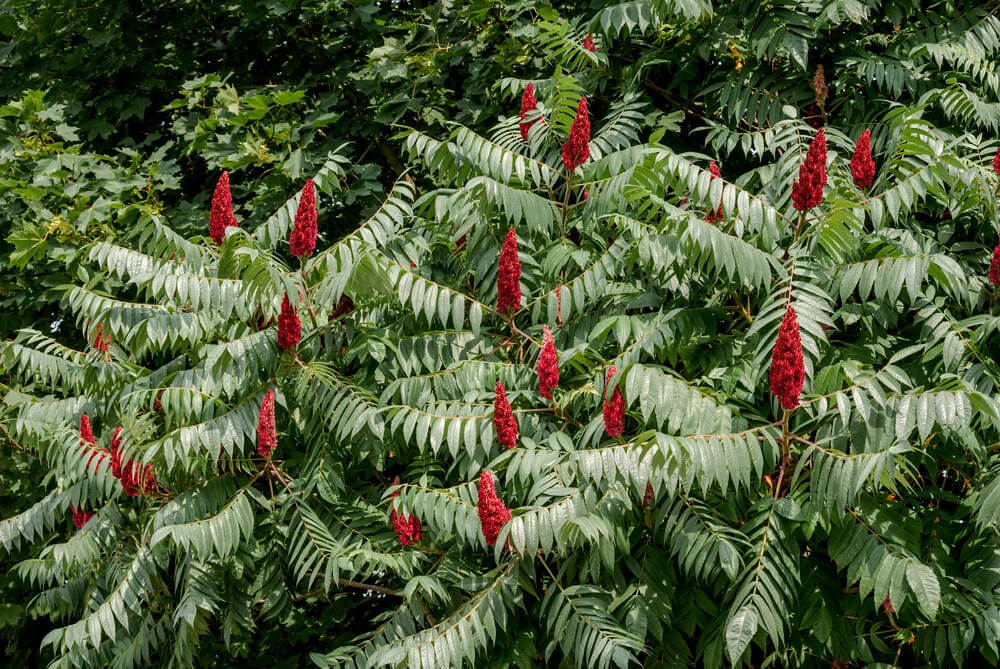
[520,83,537,117]
[813,64,828,108]
[80,416,109,474]
[537,326,559,400]
[92,322,111,352]
[989,242,1000,286]
[497,228,522,314]
[602,367,625,437]
[603,365,617,400]
[706,160,723,223]
[494,381,518,449]
[477,470,510,547]
[277,293,302,350]
[256,389,277,458]
[791,129,827,211]
[119,455,157,497]
[209,171,238,246]
[141,464,157,494]
[110,426,124,480]
[814,129,828,187]
[582,33,597,52]
[993,147,1000,176]
[70,504,92,530]
[391,508,423,546]
[850,129,876,189]
[389,478,423,545]
[289,179,318,258]
[561,96,591,172]
[80,414,96,446]
[519,83,540,142]
[603,387,625,437]
[769,306,805,410]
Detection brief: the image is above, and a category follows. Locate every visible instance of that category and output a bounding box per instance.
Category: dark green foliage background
[2,1,1000,668]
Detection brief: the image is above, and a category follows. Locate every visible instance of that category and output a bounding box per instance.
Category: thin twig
[301,264,320,329]
[415,595,438,626]
[338,578,400,597]
[560,171,574,237]
[732,291,753,325]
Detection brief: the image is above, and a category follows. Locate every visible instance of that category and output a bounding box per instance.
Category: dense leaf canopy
[2,1,1000,668]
